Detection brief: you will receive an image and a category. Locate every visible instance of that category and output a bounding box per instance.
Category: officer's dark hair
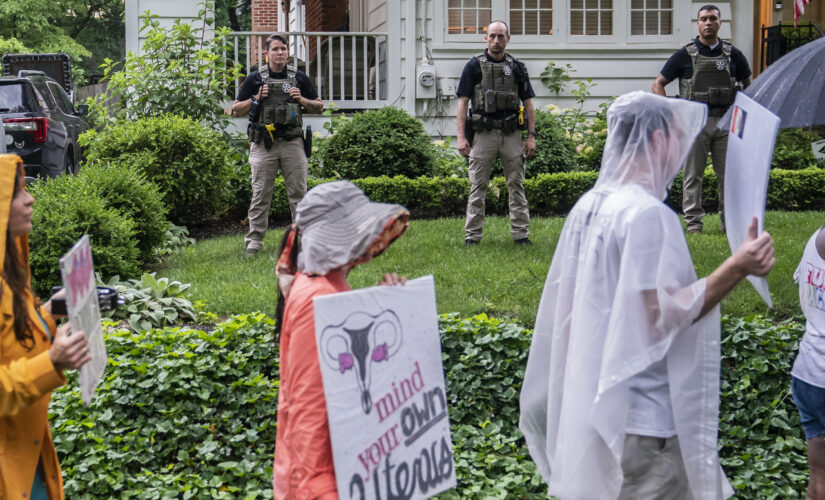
[265,33,289,51]
[487,20,510,37]
[697,5,721,18]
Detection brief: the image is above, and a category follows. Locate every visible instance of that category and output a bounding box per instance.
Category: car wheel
[64,153,76,176]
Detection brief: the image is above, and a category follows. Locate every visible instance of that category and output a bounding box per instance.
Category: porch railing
[761,22,824,70]
[227,31,389,109]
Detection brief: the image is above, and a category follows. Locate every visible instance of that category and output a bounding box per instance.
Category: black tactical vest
[679,41,737,114]
[471,53,521,117]
[258,67,303,138]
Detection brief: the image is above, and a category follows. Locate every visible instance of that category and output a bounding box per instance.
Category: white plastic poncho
[520,91,734,499]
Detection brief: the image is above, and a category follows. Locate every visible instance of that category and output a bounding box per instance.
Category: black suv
[0,71,90,180]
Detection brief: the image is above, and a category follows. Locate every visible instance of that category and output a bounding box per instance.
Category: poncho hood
[595,91,707,200]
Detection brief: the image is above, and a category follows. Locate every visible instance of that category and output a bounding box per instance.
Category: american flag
[794,0,812,27]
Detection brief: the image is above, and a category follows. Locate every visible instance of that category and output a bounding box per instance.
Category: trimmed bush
[318,106,436,179]
[80,115,233,224]
[772,128,825,170]
[251,167,825,224]
[29,175,139,296]
[79,162,169,264]
[528,110,578,175]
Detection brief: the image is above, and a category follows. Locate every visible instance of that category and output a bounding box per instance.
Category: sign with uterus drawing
[314,275,456,499]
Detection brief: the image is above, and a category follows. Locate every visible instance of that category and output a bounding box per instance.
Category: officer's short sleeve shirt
[456,50,536,102]
[659,37,752,83]
[236,68,319,102]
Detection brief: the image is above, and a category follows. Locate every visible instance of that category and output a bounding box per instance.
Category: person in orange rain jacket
[272,181,409,499]
[0,155,91,500]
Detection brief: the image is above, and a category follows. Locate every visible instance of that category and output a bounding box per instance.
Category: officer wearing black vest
[652,4,751,234]
[457,20,536,246]
[233,33,323,256]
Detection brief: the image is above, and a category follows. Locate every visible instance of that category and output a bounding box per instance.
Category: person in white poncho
[519,91,775,500]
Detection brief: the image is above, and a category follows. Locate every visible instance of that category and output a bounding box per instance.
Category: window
[510,0,553,35]
[570,0,613,36]
[48,82,75,114]
[447,0,493,35]
[631,0,673,35]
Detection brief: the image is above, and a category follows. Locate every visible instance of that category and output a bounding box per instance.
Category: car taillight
[2,117,49,143]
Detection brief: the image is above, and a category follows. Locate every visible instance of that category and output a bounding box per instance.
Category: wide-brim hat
[295,181,409,275]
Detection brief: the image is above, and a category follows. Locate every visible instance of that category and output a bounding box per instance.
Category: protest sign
[314,275,455,499]
[59,235,108,405]
[724,93,781,307]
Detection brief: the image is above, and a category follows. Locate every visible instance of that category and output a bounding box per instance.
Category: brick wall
[250,0,350,72]
[306,0,349,32]
[251,0,280,70]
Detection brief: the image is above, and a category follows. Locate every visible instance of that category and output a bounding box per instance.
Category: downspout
[406,0,417,114]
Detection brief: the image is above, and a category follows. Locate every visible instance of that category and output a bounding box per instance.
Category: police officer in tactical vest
[233,33,323,256]
[457,20,536,246]
[652,4,751,234]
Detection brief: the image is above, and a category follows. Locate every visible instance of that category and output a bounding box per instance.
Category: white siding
[126,0,209,56]
[401,0,753,135]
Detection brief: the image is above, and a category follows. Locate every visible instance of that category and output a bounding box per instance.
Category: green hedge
[317,106,436,179]
[80,115,233,225]
[29,175,140,296]
[256,167,825,223]
[50,312,808,497]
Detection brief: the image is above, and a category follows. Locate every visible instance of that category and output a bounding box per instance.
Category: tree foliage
[0,0,124,85]
[87,2,240,131]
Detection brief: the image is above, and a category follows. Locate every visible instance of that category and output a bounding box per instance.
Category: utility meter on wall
[416,64,437,98]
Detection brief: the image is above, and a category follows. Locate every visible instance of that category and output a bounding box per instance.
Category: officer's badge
[716,60,727,70]
[282,83,292,93]
[503,66,512,76]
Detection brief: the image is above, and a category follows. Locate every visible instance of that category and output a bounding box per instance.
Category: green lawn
[157,211,823,326]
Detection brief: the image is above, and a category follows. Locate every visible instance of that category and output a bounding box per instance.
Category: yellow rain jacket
[0,155,66,499]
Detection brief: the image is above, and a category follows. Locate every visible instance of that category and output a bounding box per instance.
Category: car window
[48,82,75,114]
[0,83,38,113]
[32,82,55,111]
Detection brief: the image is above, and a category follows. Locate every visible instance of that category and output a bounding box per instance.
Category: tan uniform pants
[465,129,530,241]
[683,116,727,231]
[245,138,307,250]
[618,434,691,500]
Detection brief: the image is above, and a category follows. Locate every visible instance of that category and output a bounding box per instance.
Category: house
[127,0,823,138]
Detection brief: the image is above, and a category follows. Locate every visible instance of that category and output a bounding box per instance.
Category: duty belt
[472,115,519,133]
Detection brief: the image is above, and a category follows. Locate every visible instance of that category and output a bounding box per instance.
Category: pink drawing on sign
[66,246,93,307]
[371,343,388,362]
[338,353,354,373]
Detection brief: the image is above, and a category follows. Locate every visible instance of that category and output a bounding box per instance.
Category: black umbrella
[719,35,825,129]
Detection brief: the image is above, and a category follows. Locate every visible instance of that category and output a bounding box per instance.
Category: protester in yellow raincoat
[0,155,90,500]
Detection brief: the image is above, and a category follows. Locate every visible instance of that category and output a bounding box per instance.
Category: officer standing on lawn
[233,33,323,256]
[652,4,751,234]
[457,20,536,246]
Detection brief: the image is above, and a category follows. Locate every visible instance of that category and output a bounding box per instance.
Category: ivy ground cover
[159,212,825,326]
[50,313,808,498]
